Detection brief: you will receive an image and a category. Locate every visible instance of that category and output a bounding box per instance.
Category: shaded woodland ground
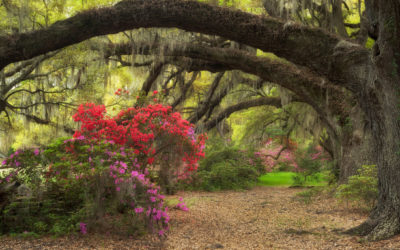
[1,186,399,250]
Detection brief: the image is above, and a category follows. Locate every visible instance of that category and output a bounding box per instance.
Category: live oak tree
[0,0,399,240]
[0,0,367,177]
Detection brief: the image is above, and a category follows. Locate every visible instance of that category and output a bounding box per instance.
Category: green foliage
[336,165,378,210]
[275,161,295,172]
[291,146,324,186]
[0,182,84,236]
[184,139,265,191]
[292,158,322,186]
[195,161,259,191]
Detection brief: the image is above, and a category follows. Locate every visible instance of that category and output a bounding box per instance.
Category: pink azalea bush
[257,138,298,172]
[256,138,330,173]
[0,100,205,236]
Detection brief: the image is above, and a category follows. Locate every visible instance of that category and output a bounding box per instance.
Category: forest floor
[2,186,400,249]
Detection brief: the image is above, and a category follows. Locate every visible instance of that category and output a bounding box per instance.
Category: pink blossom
[80,222,87,234]
[76,135,85,140]
[120,161,127,169]
[176,202,189,211]
[138,174,145,181]
[154,210,162,220]
[34,148,40,156]
[146,207,151,217]
[135,207,144,213]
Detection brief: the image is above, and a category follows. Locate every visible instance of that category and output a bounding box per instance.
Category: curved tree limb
[107,41,344,143]
[0,0,369,89]
[202,97,283,130]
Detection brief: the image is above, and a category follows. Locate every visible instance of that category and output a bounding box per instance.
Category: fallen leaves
[2,186,400,249]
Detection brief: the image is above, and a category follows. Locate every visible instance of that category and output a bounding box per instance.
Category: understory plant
[0,100,205,236]
[336,164,378,210]
[182,138,265,191]
[291,146,325,186]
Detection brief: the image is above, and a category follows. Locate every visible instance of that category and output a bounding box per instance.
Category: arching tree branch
[0,0,368,89]
[202,97,283,130]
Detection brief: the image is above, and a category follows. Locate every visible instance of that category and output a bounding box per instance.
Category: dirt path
[1,186,400,249]
[165,186,397,249]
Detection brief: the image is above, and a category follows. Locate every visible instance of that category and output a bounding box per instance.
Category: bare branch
[172,71,199,108]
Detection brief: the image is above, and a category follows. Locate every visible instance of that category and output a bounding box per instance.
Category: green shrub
[336,165,378,210]
[0,181,84,235]
[183,143,265,191]
[275,161,295,172]
[195,162,259,191]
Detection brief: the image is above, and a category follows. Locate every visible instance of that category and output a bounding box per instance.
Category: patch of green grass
[258,172,327,187]
[258,172,296,186]
[164,197,198,208]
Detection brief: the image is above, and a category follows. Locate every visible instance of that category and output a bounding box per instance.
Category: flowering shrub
[175,197,189,211]
[0,102,205,236]
[257,138,329,172]
[257,138,298,172]
[72,103,206,182]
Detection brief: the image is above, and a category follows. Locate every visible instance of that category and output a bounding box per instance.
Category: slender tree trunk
[332,0,348,38]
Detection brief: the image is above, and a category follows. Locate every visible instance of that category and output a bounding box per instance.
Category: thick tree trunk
[338,106,376,182]
[339,133,375,183]
[347,0,400,240]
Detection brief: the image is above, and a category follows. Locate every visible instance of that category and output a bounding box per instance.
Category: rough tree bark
[0,0,399,240]
[345,0,400,240]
